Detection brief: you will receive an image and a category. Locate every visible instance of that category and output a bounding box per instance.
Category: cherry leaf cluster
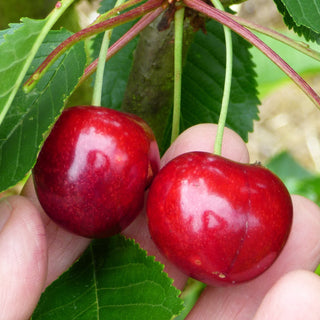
[32,235,183,320]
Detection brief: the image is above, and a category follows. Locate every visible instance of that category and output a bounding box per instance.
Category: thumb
[0,196,47,320]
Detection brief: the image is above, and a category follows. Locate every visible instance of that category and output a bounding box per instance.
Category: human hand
[1,124,320,320]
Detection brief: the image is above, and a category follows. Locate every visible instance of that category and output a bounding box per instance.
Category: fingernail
[0,199,12,231]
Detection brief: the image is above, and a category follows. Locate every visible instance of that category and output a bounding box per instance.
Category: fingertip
[161,124,249,167]
[0,196,47,320]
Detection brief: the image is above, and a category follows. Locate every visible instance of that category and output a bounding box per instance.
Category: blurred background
[239,0,320,173]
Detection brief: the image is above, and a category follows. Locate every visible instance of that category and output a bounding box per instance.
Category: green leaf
[266,151,312,181]
[90,0,139,110]
[0,23,22,45]
[294,176,320,206]
[0,29,86,192]
[277,0,320,33]
[266,151,320,206]
[0,18,48,122]
[273,0,320,43]
[32,235,183,320]
[181,19,259,140]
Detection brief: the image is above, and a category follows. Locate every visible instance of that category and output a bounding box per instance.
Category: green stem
[171,6,185,144]
[211,0,233,156]
[92,31,111,106]
[173,279,206,320]
[0,0,76,126]
[92,0,125,106]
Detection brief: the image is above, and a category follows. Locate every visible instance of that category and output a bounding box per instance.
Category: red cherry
[33,106,160,238]
[147,151,293,286]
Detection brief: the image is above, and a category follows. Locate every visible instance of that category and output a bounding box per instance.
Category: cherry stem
[210,0,233,156]
[23,0,164,92]
[92,0,126,107]
[92,30,112,106]
[77,6,165,88]
[183,0,320,110]
[229,13,320,63]
[174,279,206,320]
[171,5,185,144]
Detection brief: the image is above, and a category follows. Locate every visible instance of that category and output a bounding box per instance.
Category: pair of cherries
[33,106,293,286]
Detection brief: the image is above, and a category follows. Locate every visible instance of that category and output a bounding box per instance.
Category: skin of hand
[1,123,320,320]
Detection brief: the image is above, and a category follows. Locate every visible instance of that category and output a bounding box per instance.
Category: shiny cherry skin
[33,106,160,238]
[147,151,293,286]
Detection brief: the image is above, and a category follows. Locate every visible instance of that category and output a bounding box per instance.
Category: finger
[161,123,249,167]
[254,270,320,320]
[186,195,320,320]
[0,196,47,320]
[124,123,250,290]
[22,179,91,287]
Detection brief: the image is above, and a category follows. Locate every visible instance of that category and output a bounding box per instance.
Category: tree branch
[121,14,195,146]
